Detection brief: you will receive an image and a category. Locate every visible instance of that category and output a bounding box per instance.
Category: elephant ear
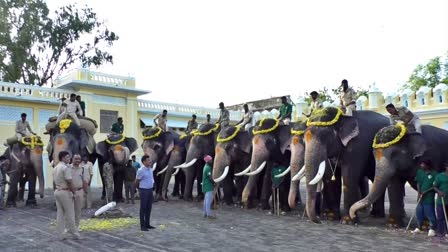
[277,125,292,154]
[236,131,252,154]
[80,129,89,150]
[161,132,175,156]
[125,138,139,154]
[406,133,427,159]
[96,141,109,160]
[337,116,359,147]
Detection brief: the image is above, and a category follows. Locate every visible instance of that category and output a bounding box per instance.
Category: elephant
[96,134,138,202]
[212,125,252,206]
[302,107,390,223]
[241,118,292,211]
[175,123,221,201]
[141,127,188,201]
[2,136,44,207]
[350,124,448,226]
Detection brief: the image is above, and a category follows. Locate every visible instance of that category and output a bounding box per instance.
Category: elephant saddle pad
[21,136,44,147]
[307,107,342,126]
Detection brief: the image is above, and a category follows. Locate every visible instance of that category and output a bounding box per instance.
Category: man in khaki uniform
[56,93,82,126]
[303,91,323,117]
[71,154,89,229]
[53,151,80,240]
[80,156,94,209]
[4,113,36,147]
[339,79,357,116]
[153,110,168,131]
[386,103,422,133]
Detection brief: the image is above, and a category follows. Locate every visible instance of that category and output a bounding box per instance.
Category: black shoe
[141,228,149,231]
[147,225,156,229]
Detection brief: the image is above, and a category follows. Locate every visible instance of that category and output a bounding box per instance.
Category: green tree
[0,0,118,86]
[403,52,448,91]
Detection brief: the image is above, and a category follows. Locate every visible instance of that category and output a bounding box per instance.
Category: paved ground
[1,185,447,252]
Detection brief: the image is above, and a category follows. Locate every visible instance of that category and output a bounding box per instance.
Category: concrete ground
[0,185,447,252]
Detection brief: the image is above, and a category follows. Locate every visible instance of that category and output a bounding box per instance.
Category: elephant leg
[322,173,342,221]
[341,168,362,224]
[359,176,369,199]
[183,167,195,201]
[18,173,27,202]
[387,176,407,227]
[116,170,125,202]
[103,162,114,203]
[280,179,291,212]
[222,175,234,205]
[235,175,246,205]
[6,171,20,207]
[26,170,38,207]
[98,160,106,200]
[195,166,204,201]
[260,169,272,210]
[172,172,180,197]
[179,170,185,199]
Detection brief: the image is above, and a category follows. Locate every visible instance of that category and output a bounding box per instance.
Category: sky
[47,0,448,108]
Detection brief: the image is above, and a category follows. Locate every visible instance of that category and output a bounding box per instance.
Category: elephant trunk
[304,138,327,223]
[31,148,45,198]
[212,146,230,183]
[182,146,202,200]
[349,157,395,219]
[161,149,184,197]
[288,137,304,209]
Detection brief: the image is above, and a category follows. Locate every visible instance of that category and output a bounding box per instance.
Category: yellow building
[1,71,448,189]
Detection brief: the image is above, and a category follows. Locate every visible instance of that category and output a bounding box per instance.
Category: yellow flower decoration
[106,134,126,145]
[142,127,163,140]
[21,135,43,149]
[217,126,241,143]
[290,129,305,135]
[252,118,280,135]
[193,123,220,136]
[59,119,72,133]
[179,133,188,140]
[306,107,343,127]
[372,124,407,149]
[79,218,138,231]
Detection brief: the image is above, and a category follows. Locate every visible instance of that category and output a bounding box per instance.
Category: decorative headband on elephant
[217,125,242,143]
[290,119,307,136]
[372,124,407,149]
[46,116,98,136]
[306,107,343,127]
[193,123,220,137]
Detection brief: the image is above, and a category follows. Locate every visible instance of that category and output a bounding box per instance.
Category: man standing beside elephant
[339,79,356,116]
[4,113,36,147]
[53,151,80,240]
[385,103,422,133]
[277,96,292,125]
[154,110,168,132]
[217,102,230,129]
[70,154,89,231]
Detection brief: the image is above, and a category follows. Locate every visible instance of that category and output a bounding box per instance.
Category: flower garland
[142,127,162,140]
[217,126,241,143]
[252,118,280,135]
[372,124,407,149]
[193,123,219,136]
[306,107,343,127]
[21,135,43,149]
[290,129,305,135]
[106,134,126,145]
[179,133,188,140]
[59,119,72,133]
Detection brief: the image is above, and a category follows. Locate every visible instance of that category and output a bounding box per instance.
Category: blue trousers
[203,191,213,216]
[436,204,448,235]
[416,203,437,230]
[139,188,153,228]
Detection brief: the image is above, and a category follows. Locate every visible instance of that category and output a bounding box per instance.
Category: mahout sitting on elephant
[350,124,448,226]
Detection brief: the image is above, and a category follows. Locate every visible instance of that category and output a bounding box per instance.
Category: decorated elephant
[350,124,448,226]
[141,127,188,201]
[241,118,292,211]
[2,136,44,207]
[96,134,138,202]
[175,123,221,201]
[302,107,390,223]
[212,125,252,205]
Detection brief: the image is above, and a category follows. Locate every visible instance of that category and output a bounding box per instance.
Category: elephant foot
[386,216,403,228]
[6,201,16,208]
[101,195,106,200]
[261,203,270,211]
[370,209,385,218]
[324,211,340,221]
[341,215,355,225]
[25,199,37,207]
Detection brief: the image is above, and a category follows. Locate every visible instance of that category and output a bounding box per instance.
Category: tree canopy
[304,86,370,105]
[403,52,448,91]
[0,0,118,86]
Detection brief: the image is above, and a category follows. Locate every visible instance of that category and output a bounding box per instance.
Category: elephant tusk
[308,161,326,185]
[274,166,291,178]
[291,165,306,181]
[174,162,186,169]
[213,166,229,183]
[156,165,169,176]
[246,161,266,176]
[178,158,197,169]
[153,162,157,170]
[172,168,180,176]
[235,164,251,176]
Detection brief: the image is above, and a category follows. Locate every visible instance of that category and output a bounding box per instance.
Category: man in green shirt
[111,117,124,135]
[412,160,437,236]
[202,155,215,219]
[434,162,448,237]
[277,96,292,125]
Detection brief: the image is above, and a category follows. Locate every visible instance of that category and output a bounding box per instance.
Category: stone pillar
[126,96,139,138]
[368,83,382,109]
[294,96,308,121]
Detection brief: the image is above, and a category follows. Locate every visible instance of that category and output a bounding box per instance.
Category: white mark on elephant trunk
[246,161,266,176]
[235,164,251,176]
[274,166,291,178]
[153,162,157,171]
[213,166,229,183]
[156,165,168,176]
[172,168,180,176]
[178,158,197,169]
[308,161,326,185]
[291,165,306,181]
[349,199,370,219]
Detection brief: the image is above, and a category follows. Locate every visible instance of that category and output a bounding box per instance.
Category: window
[421,97,425,105]
[439,95,443,103]
[100,110,118,133]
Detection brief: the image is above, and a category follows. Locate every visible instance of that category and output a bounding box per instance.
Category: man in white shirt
[56,93,82,126]
[153,110,168,132]
[236,104,253,131]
